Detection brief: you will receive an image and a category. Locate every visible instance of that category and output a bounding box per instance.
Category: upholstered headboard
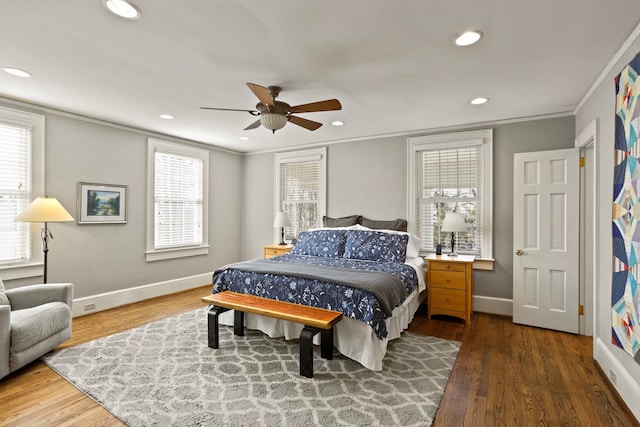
[322,215,407,232]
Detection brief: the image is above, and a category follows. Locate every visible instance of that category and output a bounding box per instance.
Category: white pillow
[352,224,421,258]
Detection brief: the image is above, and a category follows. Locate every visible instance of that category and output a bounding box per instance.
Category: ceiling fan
[200,83,342,133]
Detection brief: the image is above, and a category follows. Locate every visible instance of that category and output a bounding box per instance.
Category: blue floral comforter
[211,254,419,339]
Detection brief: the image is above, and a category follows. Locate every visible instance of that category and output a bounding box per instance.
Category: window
[275,148,326,241]
[408,130,493,260]
[0,106,44,279]
[146,138,209,261]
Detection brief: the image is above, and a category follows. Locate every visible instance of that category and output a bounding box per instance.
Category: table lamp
[441,212,467,256]
[273,211,292,245]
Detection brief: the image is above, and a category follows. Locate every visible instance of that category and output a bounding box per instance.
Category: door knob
[515,249,523,256]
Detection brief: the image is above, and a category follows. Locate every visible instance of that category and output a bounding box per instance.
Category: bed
[211,224,426,371]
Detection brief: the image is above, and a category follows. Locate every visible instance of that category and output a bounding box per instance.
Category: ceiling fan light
[260,113,287,132]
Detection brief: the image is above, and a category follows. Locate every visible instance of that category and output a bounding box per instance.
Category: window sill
[0,262,44,280]
[145,245,210,262]
[473,258,494,271]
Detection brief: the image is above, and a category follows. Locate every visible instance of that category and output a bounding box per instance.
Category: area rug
[44,307,460,426]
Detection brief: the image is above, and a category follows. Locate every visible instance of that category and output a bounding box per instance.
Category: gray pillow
[362,217,408,232]
[322,215,362,228]
[0,277,9,306]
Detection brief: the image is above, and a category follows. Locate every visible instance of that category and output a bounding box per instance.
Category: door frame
[575,119,598,339]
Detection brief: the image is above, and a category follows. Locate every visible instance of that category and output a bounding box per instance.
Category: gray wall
[575,32,640,411]
[242,116,575,300]
[4,102,574,304]
[3,104,243,298]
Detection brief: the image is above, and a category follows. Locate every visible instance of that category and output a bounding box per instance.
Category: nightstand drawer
[430,288,465,311]
[263,244,293,259]
[430,270,466,290]
[265,248,283,257]
[429,260,467,273]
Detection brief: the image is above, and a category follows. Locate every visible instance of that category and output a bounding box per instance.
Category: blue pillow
[343,230,409,263]
[291,230,347,258]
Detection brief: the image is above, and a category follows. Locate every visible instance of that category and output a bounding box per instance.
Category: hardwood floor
[409,305,638,426]
[0,286,637,426]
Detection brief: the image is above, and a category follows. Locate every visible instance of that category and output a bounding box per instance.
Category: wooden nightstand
[263,244,293,259]
[426,254,475,324]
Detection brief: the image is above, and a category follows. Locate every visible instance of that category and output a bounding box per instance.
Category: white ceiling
[1,1,639,153]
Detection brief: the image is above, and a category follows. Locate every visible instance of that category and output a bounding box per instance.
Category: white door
[513,148,579,333]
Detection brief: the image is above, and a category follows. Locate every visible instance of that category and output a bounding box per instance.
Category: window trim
[0,106,45,280]
[145,138,209,262]
[408,129,493,261]
[274,147,327,243]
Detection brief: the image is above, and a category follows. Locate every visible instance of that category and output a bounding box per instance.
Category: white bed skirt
[217,288,426,371]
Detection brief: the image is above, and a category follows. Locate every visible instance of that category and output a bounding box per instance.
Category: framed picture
[77,182,128,224]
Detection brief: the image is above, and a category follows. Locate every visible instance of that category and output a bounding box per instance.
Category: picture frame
[77,182,128,224]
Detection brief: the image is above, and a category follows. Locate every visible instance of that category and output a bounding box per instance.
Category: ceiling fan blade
[244,119,261,130]
[288,115,322,131]
[200,107,259,115]
[246,83,275,107]
[289,99,342,114]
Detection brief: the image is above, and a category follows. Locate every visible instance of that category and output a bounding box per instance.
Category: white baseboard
[594,338,640,422]
[72,273,212,317]
[473,295,513,316]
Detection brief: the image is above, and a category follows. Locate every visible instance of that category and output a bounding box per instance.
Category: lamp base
[448,232,458,257]
[278,241,287,246]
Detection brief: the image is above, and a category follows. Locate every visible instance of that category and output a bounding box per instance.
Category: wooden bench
[201,291,343,378]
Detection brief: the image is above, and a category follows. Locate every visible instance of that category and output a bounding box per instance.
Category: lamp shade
[16,197,74,222]
[260,113,287,131]
[273,211,292,228]
[441,212,466,233]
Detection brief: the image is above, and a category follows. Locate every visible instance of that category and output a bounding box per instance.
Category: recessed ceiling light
[103,0,141,19]
[239,136,250,141]
[470,97,489,105]
[159,114,174,120]
[455,30,483,46]
[331,120,345,126]
[2,67,31,78]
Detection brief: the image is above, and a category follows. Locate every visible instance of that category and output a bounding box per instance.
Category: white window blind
[275,148,326,242]
[279,160,320,240]
[417,145,483,256]
[154,150,203,249]
[0,121,31,264]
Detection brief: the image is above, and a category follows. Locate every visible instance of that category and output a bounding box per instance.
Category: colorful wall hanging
[613,51,640,365]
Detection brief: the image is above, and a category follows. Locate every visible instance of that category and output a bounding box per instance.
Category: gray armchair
[0,277,73,380]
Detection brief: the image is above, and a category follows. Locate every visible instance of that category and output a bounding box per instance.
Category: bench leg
[320,327,334,360]
[234,310,244,336]
[207,306,230,349]
[300,326,318,378]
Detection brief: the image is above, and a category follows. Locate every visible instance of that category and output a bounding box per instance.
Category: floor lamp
[441,212,467,256]
[17,197,74,283]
